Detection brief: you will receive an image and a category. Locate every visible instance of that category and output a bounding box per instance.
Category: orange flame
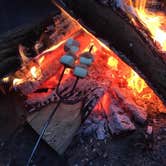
[13,78,24,86]
[64,68,71,75]
[142,93,152,100]
[124,0,166,52]
[2,76,10,83]
[127,70,147,93]
[38,56,45,65]
[30,66,41,79]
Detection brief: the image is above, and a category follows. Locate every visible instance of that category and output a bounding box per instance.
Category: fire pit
[0,0,165,165]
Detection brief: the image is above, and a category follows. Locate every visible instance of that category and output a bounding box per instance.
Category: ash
[66,112,166,166]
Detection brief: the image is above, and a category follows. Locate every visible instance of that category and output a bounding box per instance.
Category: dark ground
[0,113,166,166]
[0,91,165,166]
[66,113,166,166]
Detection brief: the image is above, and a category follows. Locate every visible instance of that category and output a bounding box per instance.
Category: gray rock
[103,152,108,158]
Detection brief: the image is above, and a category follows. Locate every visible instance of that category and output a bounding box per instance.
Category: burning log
[0,11,80,79]
[0,17,54,78]
[27,78,105,154]
[59,0,166,104]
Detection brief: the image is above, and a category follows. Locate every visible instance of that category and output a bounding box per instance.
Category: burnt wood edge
[0,10,60,79]
[55,0,166,105]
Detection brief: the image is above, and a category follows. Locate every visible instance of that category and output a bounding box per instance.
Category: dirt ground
[0,92,165,166]
[66,113,166,166]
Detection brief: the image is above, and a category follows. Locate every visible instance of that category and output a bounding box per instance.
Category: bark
[58,0,166,104]
[0,12,59,78]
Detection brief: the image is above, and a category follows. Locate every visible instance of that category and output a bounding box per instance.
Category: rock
[89,162,93,166]
[123,98,147,124]
[146,126,153,135]
[92,148,97,152]
[74,164,79,166]
[103,152,108,158]
[157,136,161,141]
[153,119,157,124]
[108,104,135,135]
[0,141,4,148]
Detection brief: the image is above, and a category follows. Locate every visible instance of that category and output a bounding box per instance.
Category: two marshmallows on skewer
[60,38,94,78]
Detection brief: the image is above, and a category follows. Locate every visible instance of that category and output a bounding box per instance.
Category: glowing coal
[2,5,165,124]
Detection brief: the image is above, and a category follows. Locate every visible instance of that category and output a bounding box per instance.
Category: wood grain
[27,101,82,154]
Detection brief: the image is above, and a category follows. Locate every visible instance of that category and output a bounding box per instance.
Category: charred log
[0,12,60,78]
[58,0,166,104]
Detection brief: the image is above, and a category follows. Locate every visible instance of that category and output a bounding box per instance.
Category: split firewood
[27,102,82,154]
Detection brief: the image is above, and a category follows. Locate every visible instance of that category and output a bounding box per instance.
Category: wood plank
[27,101,82,154]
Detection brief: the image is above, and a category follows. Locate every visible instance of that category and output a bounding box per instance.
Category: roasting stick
[26,40,94,165]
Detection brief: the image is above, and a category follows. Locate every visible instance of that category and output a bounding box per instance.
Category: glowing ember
[13,78,24,86]
[142,93,152,100]
[64,68,71,75]
[124,0,166,52]
[38,56,45,65]
[127,70,147,94]
[107,56,118,70]
[30,66,41,79]
[11,6,166,114]
[2,77,10,83]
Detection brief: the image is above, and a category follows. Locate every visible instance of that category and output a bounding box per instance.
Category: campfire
[6,2,164,114]
[118,0,166,52]
[0,0,166,164]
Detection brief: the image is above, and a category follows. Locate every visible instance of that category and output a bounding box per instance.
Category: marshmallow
[60,54,75,67]
[80,57,93,66]
[74,65,88,78]
[64,38,80,53]
[79,52,94,66]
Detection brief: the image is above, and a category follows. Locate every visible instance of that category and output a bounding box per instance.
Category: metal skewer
[26,44,93,165]
[26,100,61,166]
[26,69,80,166]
